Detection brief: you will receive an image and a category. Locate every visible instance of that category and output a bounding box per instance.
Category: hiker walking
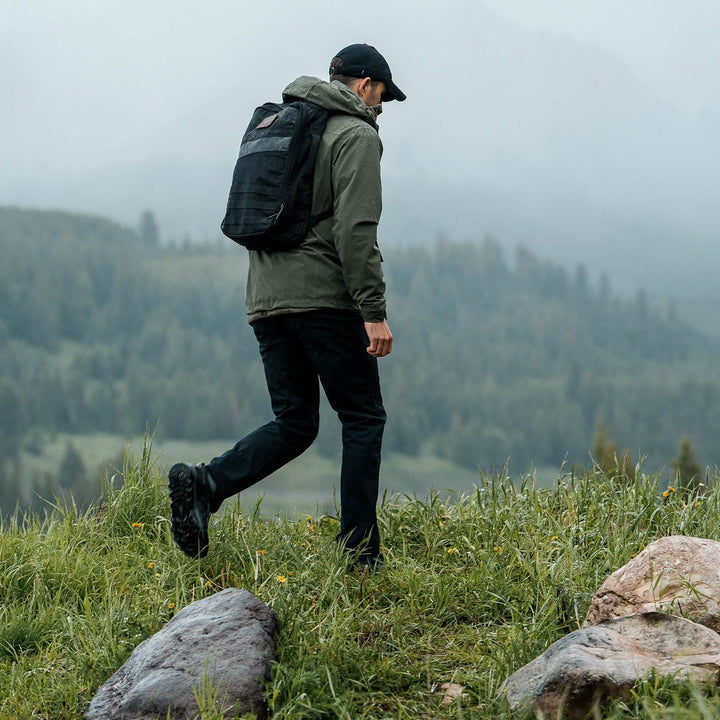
[168,44,405,569]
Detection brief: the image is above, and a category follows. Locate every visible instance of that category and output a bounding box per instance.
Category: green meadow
[17,432,483,516]
[2,442,720,719]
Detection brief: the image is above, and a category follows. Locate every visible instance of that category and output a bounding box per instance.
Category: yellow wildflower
[447,547,459,555]
[148,562,154,569]
[204,580,212,588]
[662,490,669,498]
[696,501,702,507]
[668,486,676,493]
[308,524,317,531]
[494,546,503,554]
[131,522,143,529]
[256,550,267,556]
[168,602,175,610]
[306,516,313,522]
[550,536,558,541]
[277,575,287,583]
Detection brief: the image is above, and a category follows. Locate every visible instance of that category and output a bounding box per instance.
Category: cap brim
[381,79,406,102]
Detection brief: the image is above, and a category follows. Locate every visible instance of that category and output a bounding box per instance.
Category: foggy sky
[3,0,720,312]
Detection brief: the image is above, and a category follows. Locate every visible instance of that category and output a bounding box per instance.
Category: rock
[86,588,276,720]
[501,612,720,720]
[439,682,467,705]
[584,535,720,631]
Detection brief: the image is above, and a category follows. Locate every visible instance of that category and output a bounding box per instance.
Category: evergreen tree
[138,210,160,248]
[591,419,615,472]
[57,441,86,490]
[0,455,23,513]
[672,435,702,491]
[0,461,6,511]
[0,381,25,458]
[574,263,589,297]
[591,419,634,481]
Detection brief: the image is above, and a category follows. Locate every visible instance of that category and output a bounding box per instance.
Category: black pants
[206,309,386,557]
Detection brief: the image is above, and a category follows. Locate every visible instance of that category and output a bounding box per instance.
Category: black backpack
[220,99,332,251]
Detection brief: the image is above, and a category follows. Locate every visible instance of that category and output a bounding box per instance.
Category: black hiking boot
[168,463,216,558]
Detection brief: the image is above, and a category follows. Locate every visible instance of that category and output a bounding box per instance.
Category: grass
[18,432,482,515]
[2,444,720,719]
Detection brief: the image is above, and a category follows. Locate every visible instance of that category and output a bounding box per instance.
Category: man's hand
[365,320,393,358]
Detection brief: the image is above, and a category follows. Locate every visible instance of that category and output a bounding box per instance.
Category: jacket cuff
[360,305,387,323]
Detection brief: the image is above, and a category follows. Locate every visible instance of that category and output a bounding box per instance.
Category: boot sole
[168,463,209,558]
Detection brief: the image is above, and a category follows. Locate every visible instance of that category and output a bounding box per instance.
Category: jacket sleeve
[330,124,387,322]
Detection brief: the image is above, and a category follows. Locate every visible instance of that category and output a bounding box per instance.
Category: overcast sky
[487,0,720,117]
[3,0,720,303]
[5,1,718,153]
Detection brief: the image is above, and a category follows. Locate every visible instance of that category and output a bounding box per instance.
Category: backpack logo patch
[256,114,278,129]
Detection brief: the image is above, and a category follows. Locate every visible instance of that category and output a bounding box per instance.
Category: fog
[4,0,720,322]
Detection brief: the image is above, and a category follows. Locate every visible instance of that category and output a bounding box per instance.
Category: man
[168,43,405,569]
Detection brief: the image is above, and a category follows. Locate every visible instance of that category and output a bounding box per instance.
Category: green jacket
[245,76,387,323]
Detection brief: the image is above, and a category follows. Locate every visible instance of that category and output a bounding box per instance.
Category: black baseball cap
[329,43,406,102]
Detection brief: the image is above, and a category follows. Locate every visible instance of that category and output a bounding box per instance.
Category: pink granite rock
[584,535,720,630]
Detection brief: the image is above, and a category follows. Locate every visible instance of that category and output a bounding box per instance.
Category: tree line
[1,206,717,507]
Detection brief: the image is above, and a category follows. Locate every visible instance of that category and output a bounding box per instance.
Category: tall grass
[1,447,720,719]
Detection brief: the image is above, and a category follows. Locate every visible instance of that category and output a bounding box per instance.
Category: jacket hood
[282,76,378,128]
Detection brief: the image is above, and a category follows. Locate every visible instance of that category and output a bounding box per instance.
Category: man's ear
[355,77,372,97]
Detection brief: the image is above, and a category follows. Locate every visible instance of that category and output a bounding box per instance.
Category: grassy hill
[2,447,720,719]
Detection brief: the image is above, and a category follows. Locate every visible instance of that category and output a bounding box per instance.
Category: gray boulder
[585,535,720,631]
[501,612,720,720]
[86,588,277,720]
